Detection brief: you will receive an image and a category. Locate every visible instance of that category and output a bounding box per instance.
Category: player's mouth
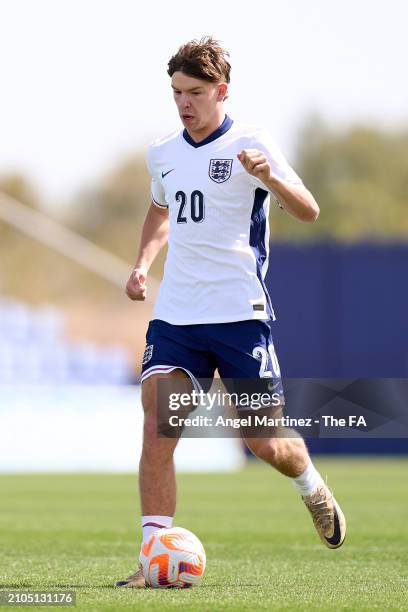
[181,114,195,122]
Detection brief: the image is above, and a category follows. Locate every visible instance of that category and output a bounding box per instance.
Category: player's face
[171,72,227,137]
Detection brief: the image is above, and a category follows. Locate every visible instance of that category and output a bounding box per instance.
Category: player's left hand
[237,149,273,184]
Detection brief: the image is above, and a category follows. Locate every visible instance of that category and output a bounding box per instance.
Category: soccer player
[116,37,346,587]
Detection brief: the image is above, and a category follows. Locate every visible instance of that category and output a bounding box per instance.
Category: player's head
[167,37,231,135]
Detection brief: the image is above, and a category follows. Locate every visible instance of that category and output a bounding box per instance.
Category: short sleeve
[250,130,303,190]
[146,146,168,209]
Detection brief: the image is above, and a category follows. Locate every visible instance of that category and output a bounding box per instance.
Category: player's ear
[217,83,228,102]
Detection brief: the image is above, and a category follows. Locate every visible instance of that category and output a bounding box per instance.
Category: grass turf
[0,459,407,611]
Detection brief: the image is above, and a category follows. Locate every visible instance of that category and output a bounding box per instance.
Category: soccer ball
[140,527,206,588]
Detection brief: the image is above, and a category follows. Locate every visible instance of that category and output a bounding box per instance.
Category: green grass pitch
[0,458,407,611]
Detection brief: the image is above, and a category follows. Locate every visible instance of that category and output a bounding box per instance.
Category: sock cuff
[296,461,315,481]
[141,515,173,529]
[291,461,323,497]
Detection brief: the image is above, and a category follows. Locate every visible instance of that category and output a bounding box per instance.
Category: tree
[68,155,167,276]
[272,116,408,240]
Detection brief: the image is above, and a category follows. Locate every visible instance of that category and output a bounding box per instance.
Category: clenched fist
[126,267,147,301]
[237,149,273,184]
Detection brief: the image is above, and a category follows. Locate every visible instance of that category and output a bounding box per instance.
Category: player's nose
[179,95,191,108]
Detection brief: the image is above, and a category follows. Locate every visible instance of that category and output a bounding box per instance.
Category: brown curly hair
[167,36,231,84]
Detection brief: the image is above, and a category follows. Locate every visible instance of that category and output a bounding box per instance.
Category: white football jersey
[147,115,302,325]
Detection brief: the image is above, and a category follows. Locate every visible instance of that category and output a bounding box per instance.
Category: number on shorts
[253,344,281,378]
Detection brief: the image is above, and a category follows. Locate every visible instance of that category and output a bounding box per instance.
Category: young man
[116,37,346,588]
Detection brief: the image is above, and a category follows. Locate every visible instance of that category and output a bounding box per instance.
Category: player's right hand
[125,267,147,301]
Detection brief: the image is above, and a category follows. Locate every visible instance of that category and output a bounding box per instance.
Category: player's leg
[139,368,192,517]
[243,432,346,548]
[211,319,346,549]
[137,318,212,521]
[116,319,214,587]
[116,369,192,588]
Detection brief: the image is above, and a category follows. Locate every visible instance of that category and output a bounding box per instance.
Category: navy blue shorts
[141,319,283,395]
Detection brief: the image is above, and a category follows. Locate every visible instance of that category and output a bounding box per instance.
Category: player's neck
[185,110,226,143]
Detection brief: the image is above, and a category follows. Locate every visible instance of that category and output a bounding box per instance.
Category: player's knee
[142,419,176,464]
[141,392,179,461]
[247,438,279,464]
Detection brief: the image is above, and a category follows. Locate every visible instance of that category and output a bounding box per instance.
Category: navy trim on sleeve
[152,196,168,209]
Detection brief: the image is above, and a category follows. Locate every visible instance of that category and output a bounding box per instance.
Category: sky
[0,0,407,206]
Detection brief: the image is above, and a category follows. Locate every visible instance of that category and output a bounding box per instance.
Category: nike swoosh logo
[324,504,343,546]
[161,169,174,178]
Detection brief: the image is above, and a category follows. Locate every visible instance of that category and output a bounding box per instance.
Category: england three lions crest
[142,344,154,365]
[209,159,233,183]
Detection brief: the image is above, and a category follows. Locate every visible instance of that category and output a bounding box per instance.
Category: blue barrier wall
[266,243,408,453]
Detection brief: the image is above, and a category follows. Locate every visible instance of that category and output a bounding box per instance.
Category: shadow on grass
[0,583,115,589]
[1,582,260,590]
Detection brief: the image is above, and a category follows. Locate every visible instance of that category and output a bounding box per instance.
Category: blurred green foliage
[69,156,150,253]
[274,116,408,240]
[0,173,39,245]
[67,154,167,279]
[0,173,119,302]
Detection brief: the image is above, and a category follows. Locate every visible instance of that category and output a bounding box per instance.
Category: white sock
[141,515,173,543]
[291,461,323,497]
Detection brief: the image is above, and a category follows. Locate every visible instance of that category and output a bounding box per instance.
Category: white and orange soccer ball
[139,527,206,588]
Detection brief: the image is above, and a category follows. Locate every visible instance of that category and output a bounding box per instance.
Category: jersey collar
[182,115,233,148]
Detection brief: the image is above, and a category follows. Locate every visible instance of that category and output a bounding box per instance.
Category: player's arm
[125,202,169,301]
[238,149,320,222]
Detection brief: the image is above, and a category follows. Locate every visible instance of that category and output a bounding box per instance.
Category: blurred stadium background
[0,0,408,612]
[0,1,408,470]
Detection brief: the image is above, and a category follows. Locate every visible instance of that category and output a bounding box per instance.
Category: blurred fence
[0,297,133,385]
[266,242,408,453]
[0,385,244,472]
